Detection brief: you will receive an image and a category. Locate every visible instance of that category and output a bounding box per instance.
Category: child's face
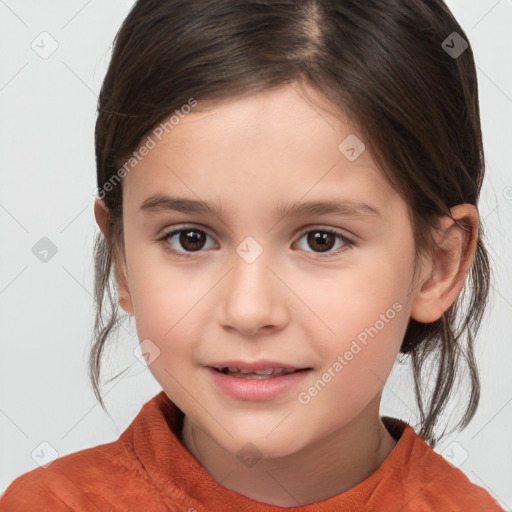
[117,83,423,457]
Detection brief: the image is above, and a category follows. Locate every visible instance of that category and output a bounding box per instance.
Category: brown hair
[91,0,490,447]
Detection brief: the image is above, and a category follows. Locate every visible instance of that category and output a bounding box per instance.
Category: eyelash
[157,225,355,260]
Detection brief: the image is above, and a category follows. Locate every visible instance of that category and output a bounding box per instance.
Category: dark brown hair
[91,0,490,447]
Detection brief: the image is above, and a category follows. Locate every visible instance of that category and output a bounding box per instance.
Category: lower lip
[207,367,311,401]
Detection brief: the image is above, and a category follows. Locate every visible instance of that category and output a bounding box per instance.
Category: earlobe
[93,198,135,315]
[116,263,135,316]
[94,199,110,238]
[410,204,478,324]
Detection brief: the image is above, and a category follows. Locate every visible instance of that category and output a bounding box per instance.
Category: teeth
[220,367,298,378]
[252,369,274,375]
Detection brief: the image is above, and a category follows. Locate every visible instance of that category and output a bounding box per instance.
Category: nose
[216,243,289,337]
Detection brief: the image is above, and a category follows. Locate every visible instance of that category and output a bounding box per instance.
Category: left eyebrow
[139,194,382,219]
[275,198,382,219]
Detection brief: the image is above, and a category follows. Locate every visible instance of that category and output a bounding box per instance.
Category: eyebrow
[139,194,382,219]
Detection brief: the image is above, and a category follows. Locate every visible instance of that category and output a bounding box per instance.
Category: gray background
[0,0,511,507]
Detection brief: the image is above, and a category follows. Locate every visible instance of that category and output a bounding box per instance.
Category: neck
[180,395,397,507]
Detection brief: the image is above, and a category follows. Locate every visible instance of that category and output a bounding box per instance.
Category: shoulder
[0,438,146,511]
[0,392,177,511]
[404,445,503,511]
[378,417,504,512]
[0,441,128,512]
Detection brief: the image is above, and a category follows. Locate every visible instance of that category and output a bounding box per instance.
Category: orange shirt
[0,391,503,511]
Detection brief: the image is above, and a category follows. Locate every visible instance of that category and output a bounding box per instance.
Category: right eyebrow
[140,194,225,217]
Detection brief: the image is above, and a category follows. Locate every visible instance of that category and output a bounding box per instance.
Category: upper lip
[208,360,310,371]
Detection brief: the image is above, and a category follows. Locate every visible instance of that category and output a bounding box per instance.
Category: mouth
[212,367,309,379]
[208,361,312,379]
[207,361,313,400]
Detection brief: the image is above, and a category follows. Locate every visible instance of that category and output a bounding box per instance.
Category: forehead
[122,84,400,218]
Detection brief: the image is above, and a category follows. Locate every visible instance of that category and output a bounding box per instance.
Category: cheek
[293,244,414,402]
[124,246,202,358]
[301,242,413,337]
[125,234,203,325]
[296,299,407,428]
[128,268,203,401]
[131,280,202,358]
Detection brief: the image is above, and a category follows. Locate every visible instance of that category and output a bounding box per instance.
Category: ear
[410,204,478,324]
[93,199,134,315]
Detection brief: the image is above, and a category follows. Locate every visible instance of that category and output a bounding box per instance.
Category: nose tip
[218,255,288,336]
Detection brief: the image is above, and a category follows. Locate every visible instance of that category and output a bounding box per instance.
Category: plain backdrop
[0,0,511,507]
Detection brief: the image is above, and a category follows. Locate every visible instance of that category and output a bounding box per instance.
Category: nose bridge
[218,234,286,333]
[230,234,274,302]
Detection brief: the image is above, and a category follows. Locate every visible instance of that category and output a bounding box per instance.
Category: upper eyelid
[162,224,216,241]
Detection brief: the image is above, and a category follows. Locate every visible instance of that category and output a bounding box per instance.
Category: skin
[94,82,478,506]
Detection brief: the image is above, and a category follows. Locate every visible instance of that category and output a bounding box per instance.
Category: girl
[1,0,504,510]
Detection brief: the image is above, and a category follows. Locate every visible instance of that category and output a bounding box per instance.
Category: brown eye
[295,228,353,258]
[176,229,207,251]
[306,231,337,253]
[160,226,216,257]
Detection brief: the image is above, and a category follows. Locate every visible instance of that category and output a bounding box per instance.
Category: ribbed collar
[121,391,413,511]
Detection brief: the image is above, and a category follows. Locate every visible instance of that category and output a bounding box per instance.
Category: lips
[207,364,312,400]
